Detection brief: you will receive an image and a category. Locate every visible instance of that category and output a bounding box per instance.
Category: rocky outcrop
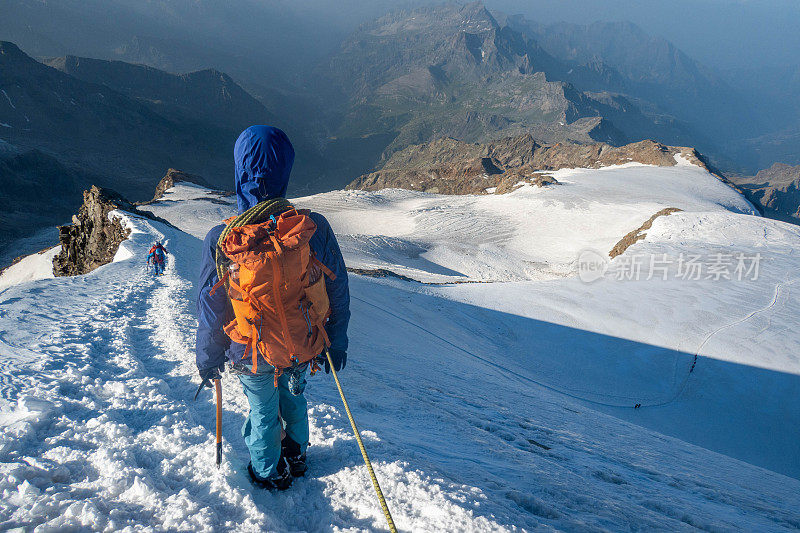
[346,267,416,283]
[53,186,134,276]
[495,172,559,194]
[533,139,687,169]
[731,163,800,222]
[50,185,174,277]
[609,208,682,258]
[51,168,203,276]
[347,135,702,195]
[146,168,213,202]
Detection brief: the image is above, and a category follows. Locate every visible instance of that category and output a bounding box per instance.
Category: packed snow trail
[664,274,800,406]
[2,170,800,530]
[350,293,661,409]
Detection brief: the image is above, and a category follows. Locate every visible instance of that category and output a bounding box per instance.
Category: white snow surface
[1,163,800,531]
[0,246,60,292]
[0,225,59,270]
[296,162,757,283]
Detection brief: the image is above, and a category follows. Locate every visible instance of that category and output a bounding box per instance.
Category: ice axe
[194,376,223,468]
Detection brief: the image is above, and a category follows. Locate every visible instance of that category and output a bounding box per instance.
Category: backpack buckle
[228,361,251,375]
[266,215,278,234]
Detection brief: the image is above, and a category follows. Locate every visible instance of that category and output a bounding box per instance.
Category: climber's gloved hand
[320,349,347,374]
[199,363,224,384]
[194,363,224,400]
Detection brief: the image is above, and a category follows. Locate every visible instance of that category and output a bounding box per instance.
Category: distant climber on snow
[147,241,168,276]
[195,125,350,490]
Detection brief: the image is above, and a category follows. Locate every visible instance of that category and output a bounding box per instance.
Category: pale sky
[482,0,800,69]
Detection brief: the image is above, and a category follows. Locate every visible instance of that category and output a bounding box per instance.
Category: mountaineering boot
[247,459,292,490]
[282,434,307,477]
[285,453,307,477]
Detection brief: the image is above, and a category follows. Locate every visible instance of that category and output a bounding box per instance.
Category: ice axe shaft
[193,376,223,467]
[214,378,222,467]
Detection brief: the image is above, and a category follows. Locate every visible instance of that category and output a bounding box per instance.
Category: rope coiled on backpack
[217,200,398,529]
[215,197,294,282]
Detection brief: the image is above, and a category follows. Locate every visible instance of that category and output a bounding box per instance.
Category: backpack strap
[209,270,229,296]
[312,255,337,281]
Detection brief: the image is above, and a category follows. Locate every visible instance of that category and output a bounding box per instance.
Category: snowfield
[304,161,757,283]
[1,161,799,531]
[0,245,60,291]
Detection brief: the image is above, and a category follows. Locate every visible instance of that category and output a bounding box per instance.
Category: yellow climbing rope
[217,200,397,530]
[326,349,398,533]
[215,197,294,281]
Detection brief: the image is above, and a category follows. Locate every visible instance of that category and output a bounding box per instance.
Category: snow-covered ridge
[310,161,757,283]
[0,246,60,292]
[1,161,799,530]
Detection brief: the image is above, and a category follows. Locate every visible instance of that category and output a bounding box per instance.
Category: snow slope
[301,161,756,282]
[1,161,800,531]
[0,226,60,271]
[0,245,59,292]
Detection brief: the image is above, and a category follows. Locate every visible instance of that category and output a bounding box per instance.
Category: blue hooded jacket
[195,126,350,373]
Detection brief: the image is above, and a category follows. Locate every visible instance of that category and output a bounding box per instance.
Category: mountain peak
[0,41,23,55]
[0,41,37,65]
[139,168,214,203]
[182,68,233,84]
[458,2,499,30]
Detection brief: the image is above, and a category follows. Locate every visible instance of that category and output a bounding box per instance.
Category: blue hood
[233,125,295,214]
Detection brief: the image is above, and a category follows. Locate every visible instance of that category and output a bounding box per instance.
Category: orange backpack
[211,207,335,382]
[149,245,165,262]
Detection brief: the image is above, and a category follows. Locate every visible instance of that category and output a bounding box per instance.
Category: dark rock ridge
[347,135,708,195]
[53,185,174,277]
[346,268,417,283]
[0,41,272,199]
[732,163,800,222]
[609,208,682,258]
[146,168,213,203]
[53,187,134,277]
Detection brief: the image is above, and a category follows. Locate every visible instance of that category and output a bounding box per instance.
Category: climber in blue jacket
[195,125,350,490]
[147,242,168,275]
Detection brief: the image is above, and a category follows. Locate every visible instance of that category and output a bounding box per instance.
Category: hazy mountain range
[503,19,754,141]
[0,41,274,194]
[321,4,695,171]
[2,0,797,173]
[0,40,273,257]
[2,0,800,259]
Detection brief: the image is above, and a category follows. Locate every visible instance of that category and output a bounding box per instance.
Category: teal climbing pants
[238,366,309,479]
